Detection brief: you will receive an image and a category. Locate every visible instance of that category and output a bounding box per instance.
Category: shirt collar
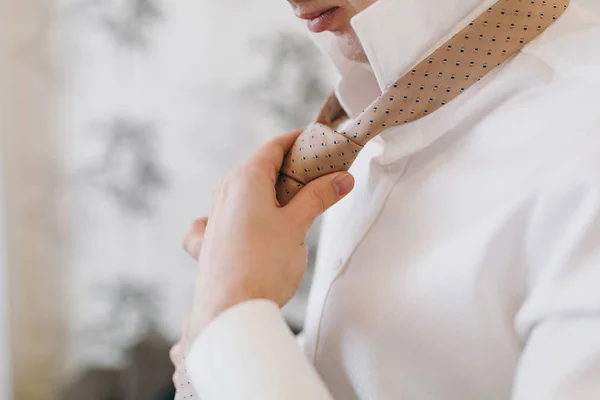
[312,0,493,118]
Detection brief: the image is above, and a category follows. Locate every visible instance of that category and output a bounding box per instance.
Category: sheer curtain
[0,0,333,397]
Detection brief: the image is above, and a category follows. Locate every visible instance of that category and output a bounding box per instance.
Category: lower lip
[306,7,341,33]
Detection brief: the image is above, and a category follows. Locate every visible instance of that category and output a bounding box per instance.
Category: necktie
[175,0,569,397]
[275,0,570,206]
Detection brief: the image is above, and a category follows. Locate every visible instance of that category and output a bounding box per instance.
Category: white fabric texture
[186,0,600,399]
[186,300,333,400]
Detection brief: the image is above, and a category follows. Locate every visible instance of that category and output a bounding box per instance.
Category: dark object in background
[58,335,175,400]
[121,334,175,400]
[60,281,176,399]
[59,369,120,400]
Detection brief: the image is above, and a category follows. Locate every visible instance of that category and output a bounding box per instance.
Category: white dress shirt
[185,0,600,398]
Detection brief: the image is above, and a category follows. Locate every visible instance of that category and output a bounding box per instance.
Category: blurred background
[0,1,336,399]
[1,0,599,399]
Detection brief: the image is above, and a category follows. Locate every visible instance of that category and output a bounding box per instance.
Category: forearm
[179,299,334,400]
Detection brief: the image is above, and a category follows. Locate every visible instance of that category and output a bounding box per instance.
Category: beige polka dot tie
[275,0,570,206]
[175,0,569,397]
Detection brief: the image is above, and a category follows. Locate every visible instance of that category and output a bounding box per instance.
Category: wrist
[187,289,258,341]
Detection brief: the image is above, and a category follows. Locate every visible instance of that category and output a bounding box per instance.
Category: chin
[334,31,369,63]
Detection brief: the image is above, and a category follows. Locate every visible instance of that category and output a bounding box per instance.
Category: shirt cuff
[185,299,333,400]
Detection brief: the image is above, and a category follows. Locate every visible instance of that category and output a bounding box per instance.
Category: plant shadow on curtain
[56,0,333,399]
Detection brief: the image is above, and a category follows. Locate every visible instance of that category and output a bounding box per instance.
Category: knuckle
[220,166,254,191]
[169,343,180,364]
[183,228,195,243]
[181,234,190,251]
[189,218,207,234]
[183,219,205,249]
[215,169,241,200]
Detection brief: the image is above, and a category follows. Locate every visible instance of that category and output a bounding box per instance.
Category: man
[172,0,600,398]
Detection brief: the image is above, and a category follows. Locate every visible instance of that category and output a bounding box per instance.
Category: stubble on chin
[335,30,369,63]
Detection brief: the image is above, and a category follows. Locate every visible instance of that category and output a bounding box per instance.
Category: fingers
[247,130,302,180]
[182,217,208,260]
[171,318,190,386]
[170,340,183,367]
[170,338,184,386]
[286,172,354,231]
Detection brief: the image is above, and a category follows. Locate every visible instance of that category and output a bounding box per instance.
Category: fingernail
[333,173,354,196]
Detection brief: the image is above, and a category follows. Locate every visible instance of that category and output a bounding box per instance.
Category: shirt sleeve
[511,173,600,399]
[183,299,334,400]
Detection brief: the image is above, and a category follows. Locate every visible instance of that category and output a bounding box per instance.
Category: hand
[182,216,208,261]
[186,130,354,342]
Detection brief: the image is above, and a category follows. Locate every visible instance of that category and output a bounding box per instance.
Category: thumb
[286,172,354,230]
